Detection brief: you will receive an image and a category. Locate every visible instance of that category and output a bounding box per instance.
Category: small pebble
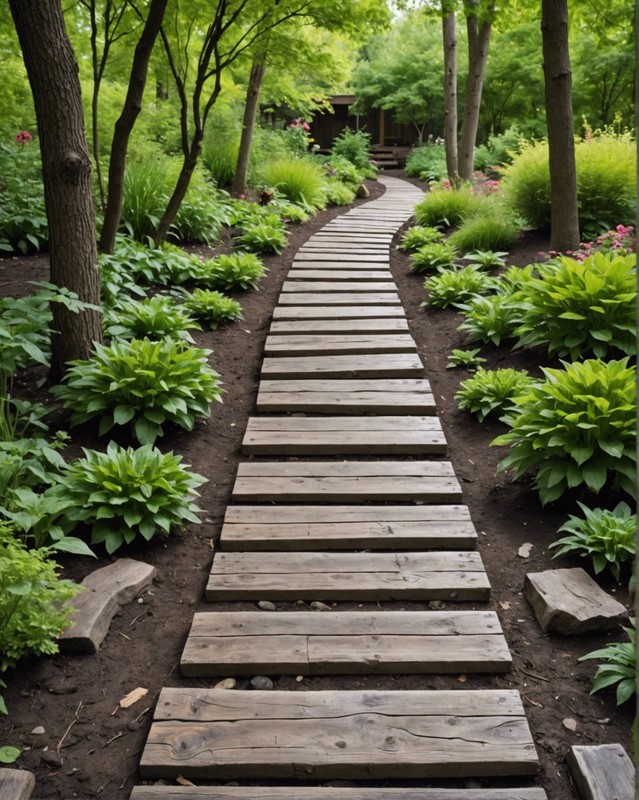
[310,601,331,612]
[251,676,274,690]
[127,720,141,732]
[31,726,45,735]
[428,600,446,610]
[296,675,304,683]
[41,750,62,768]
[214,678,237,690]
[257,600,276,611]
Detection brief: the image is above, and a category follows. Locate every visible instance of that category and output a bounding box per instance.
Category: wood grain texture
[261,353,423,379]
[139,688,538,780]
[130,788,548,800]
[278,293,401,306]
[263,334,417,356]
[282,281,397,293]
[241,416,446,455]
[0,769,36,800]
[287,270,391,280]
[206,551,489,601]
[220,503,475,550]
[272,306,406,319]
[181,610,511,675]
[294,253,390,262]
[567,744,635,800]
[268,318,410,334]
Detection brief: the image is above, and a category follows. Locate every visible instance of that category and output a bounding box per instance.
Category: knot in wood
[61,150,89,183]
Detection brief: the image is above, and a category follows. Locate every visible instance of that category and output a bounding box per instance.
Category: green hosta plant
[409,241,458,274]
[458,294,521,346]
[462,250,508,270]
[183,289,243,329]
[236,221,288,254]
[446,348,486,370]
[0,677,19,763]
[513,252,636,359]
[0,524,80,671]
[49,442,206,554]
[205,253,266,291]
[105,295,200,342]
[275,202,310,223]
[398,225,444,251]
[422,265,499,309]
[455,367,536,422]
[493,358,636,504]
[52,338,222,445]
[580,622,636,705]
[550,501,636,581]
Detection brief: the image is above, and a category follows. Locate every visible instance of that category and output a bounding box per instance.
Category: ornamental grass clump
[260,157,327,209]
[455,367,536,422]
[422,266,499,309]
[493,358,636,505]
[550,501,636,581]
[52,338,222,445]
[448,213,519,254]
[105,295,200,342]
[183,289,243,329]
[398,225,444,251]
[49,442,206,554]
[409,241,458,274]
[512,251,636,359]
[413,187,481,229]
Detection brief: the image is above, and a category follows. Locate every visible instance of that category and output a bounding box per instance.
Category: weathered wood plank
[206,551,489,601]
[221,503,475,550]
[291,261,392,270]
[0,769,36,800]
[232,459,462,503]
[130,788,548,800]
[278,293,400,306]
[264,334,417,356]
[181,610,511,675]
[269,318,410,334]
[272,305,406,320]
[139,688,538,780]
[262,353,423,379]
[299,245,390,252]
[567,744,635,800]
[287,270,391,280]
[294,253,390,262]
[282,281,397,293]
[241,416,446,456]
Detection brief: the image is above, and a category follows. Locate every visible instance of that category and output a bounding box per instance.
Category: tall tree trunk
[232,55,267,196]
[99,0,168,254]
[458,1,493,180]
[441,4,458,182]
[635,0,638,239]
[9,0,103,381]
[541,0,580,251]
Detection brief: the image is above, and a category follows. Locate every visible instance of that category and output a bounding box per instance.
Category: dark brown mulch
[0,176,632,800]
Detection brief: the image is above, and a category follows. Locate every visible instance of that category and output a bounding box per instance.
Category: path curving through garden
[129,177,548,799]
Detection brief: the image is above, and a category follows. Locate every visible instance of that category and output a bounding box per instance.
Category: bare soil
[0,176,633,799]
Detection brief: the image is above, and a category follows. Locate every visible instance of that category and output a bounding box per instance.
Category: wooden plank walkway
[132,176,544,799]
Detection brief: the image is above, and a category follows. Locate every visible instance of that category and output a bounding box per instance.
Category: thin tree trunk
[9,0,103,380]
[442,4,458,183]
[99,0,168,254]
[88,3,106,210]
[458,1,493,180]
[232,55,267,196]
[635,0,638,238]
[152,139,202,246]
[541,0,580,251]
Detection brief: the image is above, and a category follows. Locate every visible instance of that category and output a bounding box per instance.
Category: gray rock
[250,675,274,690]
[355,183,370,199]
[214,677,237,690]
[428,600,446,610]
[257,600,276,611]
[310,601,331,612]
[41,750,62,768]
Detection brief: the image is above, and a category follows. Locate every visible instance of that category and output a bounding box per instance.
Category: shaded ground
[0,176,632,799]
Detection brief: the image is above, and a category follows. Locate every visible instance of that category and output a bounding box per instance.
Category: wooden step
[220,503,475,550]
[294,252,390,262]
[139,689,538,780]
[299,244,389,252]
[287,270,390,280]
[269,319,410,334]
[262,353,423,379]
[130,787,549,800]
[206,551,489,601]
[256,377,433,414]
[278,293,400,306]
[272,306,406,320]
[264,334,417,356]
[241,416,446,456]
[181,610,512,676]
[232,460,462,503]
[290,261,393,271]
[282,281,396,293]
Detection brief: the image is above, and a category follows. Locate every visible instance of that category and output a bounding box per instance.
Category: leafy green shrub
[422,266,499,309]
[172,175,226,244]
[493,358,636,504]
[325,156,365,189]
[446,348,486,370]
[398,225,444,251]
[105,295,200,342]
[0,525,80,671]
[414,187,481,229]
[580,623,636,705]
[512,252,636,359]
[405,145,447,182]
[409,241,459,274]
[458,293,521,346]
[274,202,310,223]
[0,135,48,254]
[456,367,536,421]
[52,338,222,445]
[0,677,19,763]
[205,252,266,291]
[503,133,636,236]
[462,250,508,270]
[331,128,375,175]
[324,178,356,206]
[448,212,519,253]
[550,501,636,581]
[236,221,288,254]
[49,442,206,554]
[260,157,327,208]
[183,289,243,329]
[0,294,50,389]
[474,125,526,171]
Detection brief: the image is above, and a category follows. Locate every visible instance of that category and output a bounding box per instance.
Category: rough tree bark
[232,54,267,196]
[541,0,580,251]
[458,0,494,180]
[441,3,458,182]
[9,0,103,380]
[635,0,638,238]
[99,0,168,254]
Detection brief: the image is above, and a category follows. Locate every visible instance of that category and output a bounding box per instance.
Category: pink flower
[15,131,32,143]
